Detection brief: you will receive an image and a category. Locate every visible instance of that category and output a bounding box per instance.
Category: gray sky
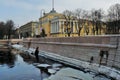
[0,0,120,26]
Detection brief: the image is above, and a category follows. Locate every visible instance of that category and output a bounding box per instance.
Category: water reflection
[0,49,50,80]
[19,52,54,79]
[0,50,16,68]
[20,52,58,65]
[0,48,114,80]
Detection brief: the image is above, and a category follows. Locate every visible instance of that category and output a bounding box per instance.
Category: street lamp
[40,9,45,28]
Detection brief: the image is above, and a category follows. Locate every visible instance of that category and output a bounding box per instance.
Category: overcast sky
[0,0,119,27]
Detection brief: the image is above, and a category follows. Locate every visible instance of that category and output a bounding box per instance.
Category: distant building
[19,21,39,38]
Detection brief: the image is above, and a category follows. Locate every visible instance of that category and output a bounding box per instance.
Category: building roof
[19,21,38,29]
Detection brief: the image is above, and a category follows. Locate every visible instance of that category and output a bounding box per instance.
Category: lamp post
[17,24,21,39]
[18,28,21,39]
[40,9,45,32]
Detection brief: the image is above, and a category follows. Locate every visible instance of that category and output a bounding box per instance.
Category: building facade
[19,9,106,38]
[39,9,63,37]
[19,21,39,38]
[39,9,106,37]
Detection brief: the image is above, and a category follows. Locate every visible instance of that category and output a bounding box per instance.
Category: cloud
[55,0,120,12]
[0,0,120,26]
[1,0,120,11]
[1,0,119,13]
[0,0,39,11]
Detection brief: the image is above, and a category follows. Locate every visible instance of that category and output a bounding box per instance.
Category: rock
[45,74,80,80]
[109,71,117,79]
[84,68,90,73]
[46,67,93,80]
[98,66,110,75]
[43,78,49,80]
[33,63,40,66]
[116,74,120,80]
[48,69,57,74]
[53,67,60,71]
[37,64,51,68]
[52,63,62,68]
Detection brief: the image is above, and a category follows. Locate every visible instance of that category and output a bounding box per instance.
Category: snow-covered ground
[12,44,120,80]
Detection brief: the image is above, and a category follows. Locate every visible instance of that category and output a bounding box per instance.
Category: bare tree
[82,10,90,35]
[63,10,74,37]
[5,20,15,39]
[107,3,120,34]
[74,9,84,36]
[74,9,91,36]
[90,9,104,35]
[40,28,47,37]
[0,22,5,39]
[0,20,16,39]
[90,9,96,35]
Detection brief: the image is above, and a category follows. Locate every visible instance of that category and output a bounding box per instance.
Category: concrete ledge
[39,51,120,80]
[23,41,117,49]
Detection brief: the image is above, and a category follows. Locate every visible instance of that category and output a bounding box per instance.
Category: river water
[0,48,113,80]
[0,49,51,80]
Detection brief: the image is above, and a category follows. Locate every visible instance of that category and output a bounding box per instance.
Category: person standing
[35,47,39,62]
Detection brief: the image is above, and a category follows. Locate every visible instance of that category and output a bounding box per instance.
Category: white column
[55,22,56,33]
[50,23,52,33]
[51,23,53,33]
[57,21,59,33]
[56,22,57,33]
[63,21,65,33]
[72,21,74,33]
[53,22,55,33]
[56,22,58,33]
[59,21,61,33]
[62,21,64,33]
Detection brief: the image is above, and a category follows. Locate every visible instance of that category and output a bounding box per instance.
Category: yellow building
[19,21,39,38]
[39,9,106,37]
[39,9,63,37]
[19,9,106,38]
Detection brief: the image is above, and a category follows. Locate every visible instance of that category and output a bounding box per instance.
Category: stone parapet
[22,35,120,69]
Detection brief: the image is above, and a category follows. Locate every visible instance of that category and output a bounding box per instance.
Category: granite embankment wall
[22,35,120,69]
[0,39,22,45]
[0,39,22,51]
